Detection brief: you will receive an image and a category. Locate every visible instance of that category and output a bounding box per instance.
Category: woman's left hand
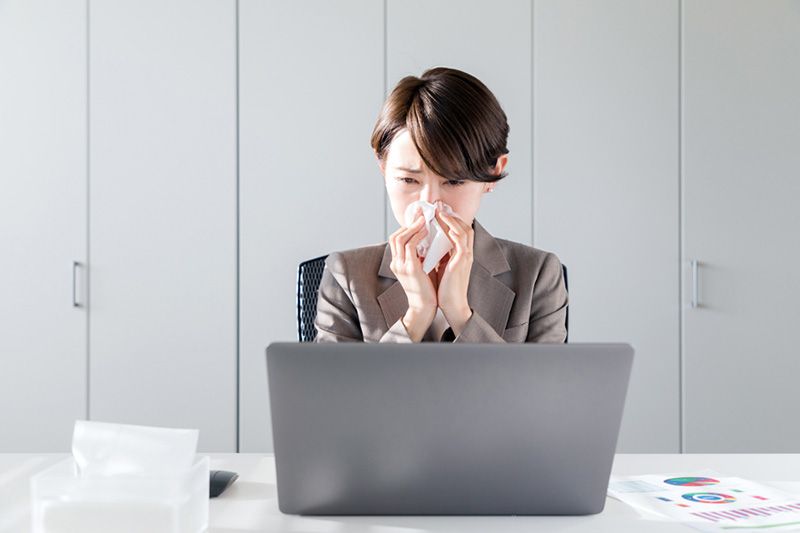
[433,209,474,336]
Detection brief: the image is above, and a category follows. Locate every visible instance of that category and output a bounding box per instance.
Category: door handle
[72,261,83,308]
[690,259,699,308]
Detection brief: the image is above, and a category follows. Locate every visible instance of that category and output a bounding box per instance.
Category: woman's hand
[434,208,474,336]
[389,208,438,341]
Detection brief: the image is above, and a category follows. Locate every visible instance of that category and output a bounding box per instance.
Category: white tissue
[71,420,199,478]
[403,200,458,274]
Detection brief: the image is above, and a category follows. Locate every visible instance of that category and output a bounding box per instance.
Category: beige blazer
[314,219,569,343]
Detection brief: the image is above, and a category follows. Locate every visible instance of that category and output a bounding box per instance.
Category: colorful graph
[610,473,800,528]
[682,492,737,504]
[691,503,800,523]
[664,476,720,486]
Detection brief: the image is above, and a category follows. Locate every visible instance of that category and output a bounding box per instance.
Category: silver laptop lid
[267,342,634,516]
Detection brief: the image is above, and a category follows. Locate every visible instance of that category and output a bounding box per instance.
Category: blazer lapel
[468,219,515,335]
[377,245,407,330]
[376,218,515,336]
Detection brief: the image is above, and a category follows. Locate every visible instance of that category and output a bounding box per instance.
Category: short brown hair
[370,67,510,183]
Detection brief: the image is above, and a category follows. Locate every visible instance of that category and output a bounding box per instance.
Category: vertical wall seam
[383,0,388,241]
[530,0,535,247]
[235,0,241,453]
[86,0,91,422]
[678,0,685,454]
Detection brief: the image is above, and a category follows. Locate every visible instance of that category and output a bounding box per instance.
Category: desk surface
[2,453,800,532]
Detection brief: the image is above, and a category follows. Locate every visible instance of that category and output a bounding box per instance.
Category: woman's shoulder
[323,242,387,275]
[492,237,564,276]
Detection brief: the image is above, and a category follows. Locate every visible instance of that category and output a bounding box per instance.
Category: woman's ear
[484,155,509,193]
[494,154,509,176]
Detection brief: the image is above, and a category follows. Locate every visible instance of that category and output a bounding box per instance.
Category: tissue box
[31,455,209,533]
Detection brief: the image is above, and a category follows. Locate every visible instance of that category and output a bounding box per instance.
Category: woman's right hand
[389,209,438,342]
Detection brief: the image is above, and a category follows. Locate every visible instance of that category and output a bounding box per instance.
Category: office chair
[297,255,569,343]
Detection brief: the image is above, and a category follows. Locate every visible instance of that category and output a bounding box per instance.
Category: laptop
[266,342,633,516]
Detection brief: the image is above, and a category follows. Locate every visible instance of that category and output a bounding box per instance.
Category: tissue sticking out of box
[403,200,459,274]
[71,420,199,478]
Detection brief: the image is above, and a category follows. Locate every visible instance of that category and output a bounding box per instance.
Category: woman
[314,67,568,343]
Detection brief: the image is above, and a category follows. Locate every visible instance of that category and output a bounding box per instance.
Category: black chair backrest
[297,255,329,343]
[297,255,569,342]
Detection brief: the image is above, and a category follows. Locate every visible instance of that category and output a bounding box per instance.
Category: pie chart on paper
[664,477,720,487]
[682,492,737,504]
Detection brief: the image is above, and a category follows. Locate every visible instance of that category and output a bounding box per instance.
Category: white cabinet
[682,0,800,452]
[0,0,88,452]
[4,0,798,454]
[1,0,237,453]
[88,0,237,451]
[238,0,385,452]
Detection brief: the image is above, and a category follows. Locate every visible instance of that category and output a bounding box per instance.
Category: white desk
[2,453,800,532]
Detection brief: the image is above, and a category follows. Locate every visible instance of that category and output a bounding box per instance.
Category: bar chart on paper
[608,471,800,531]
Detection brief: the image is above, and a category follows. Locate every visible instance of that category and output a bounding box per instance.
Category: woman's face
[379,129,508,227]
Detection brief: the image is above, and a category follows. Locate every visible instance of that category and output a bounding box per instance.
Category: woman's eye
[398,177,417,184]
[446,180,465,186]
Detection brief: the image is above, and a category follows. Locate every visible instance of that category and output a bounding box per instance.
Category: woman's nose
[419,184,439,204]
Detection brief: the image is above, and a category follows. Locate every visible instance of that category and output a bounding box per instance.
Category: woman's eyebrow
[395,166,423,173]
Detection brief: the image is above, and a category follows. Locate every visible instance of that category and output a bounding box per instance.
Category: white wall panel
[683,0,800,452]
[239,0,385,451]
[89,0,237,451]
[0,0,88,451]
[534,0,680,452]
